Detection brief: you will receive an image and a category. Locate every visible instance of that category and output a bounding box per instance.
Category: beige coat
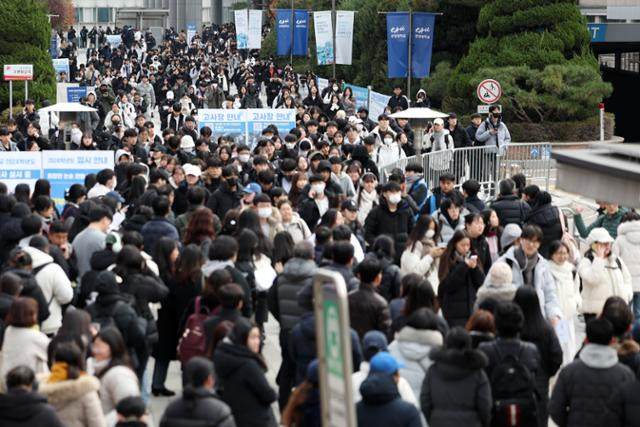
[37,374,106,427]
[97,365,140,415]
[0,326,50,390]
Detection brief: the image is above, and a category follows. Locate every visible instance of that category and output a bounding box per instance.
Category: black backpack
[490,343,539,427]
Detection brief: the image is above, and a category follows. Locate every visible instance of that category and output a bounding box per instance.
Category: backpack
[177,297,215,364]
[88,299,145,344]
[409,179,429,221]
[490,343,538,427]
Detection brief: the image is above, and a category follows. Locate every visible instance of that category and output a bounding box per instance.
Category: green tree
[447,0,611,122]
[0,0,56,111]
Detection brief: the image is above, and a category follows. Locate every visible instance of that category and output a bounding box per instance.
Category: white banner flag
[335,11,354,65]
[248,10,262,50]
[234,9,249,49]
[313,11,334,65]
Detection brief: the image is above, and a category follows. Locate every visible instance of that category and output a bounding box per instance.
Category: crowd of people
[0,19,639,427]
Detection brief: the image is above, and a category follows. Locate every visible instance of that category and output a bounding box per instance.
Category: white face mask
[388,193,401,204]
[258,207,272,219]
[426,229,435,239]
[332,85,339,91]
[285,143,296,150]
[238,154,250,163]
[384,137,393,145]
[312,183,325,194]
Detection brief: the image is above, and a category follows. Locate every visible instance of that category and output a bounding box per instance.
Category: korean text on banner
[235,10,249,49]
[187,23,197,44]
[42,151,114,205]
[0,152,42,194]
[276,9,293,56]
[335,11,354,65]
[343,83,369,110]
[67,86,88,103]
[317,77,329,94]
[247,109,296,149]
[411,13,436,78]
[105,35,122,47]
[53,58,70,82]
[369,90,391,122]
[198,109,248,146]
[314,11,334,66]
[3,65,34,81]
[248,10,263,50]
[293,10,309,56]
[386,12,410,78]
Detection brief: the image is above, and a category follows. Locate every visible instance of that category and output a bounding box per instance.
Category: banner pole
[290,1,294,66]
[25,80,28,101]
[407,9,412,100]
[332,0,336,79]
[9,81,13,119]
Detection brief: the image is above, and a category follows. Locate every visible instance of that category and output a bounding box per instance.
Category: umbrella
[389,108,449,120]
[38,102,97,113]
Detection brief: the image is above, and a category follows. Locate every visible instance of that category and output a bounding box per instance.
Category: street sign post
[4,64,34,119]
[477,79,502,104]
[313,269,356,427]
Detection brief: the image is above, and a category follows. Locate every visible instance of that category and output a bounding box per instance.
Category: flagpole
[407,8,412,101]
[331,0,336,79]
[290,0,294,66]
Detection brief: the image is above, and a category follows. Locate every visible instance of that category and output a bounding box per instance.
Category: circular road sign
[477,79,502,104]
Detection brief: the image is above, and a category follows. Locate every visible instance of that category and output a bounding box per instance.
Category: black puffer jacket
[364,200,414,256]
[525,197,562,258]
[550,343,635,427]
[478,337,541,381]
[213,341,277,427]
[348,282,391,340]
[207,182,242,219]
[6,268,50,324]
[268,257,317,331]
[0,389,65,427]
[119,270,169,345]
[421,348,492,427]
[491,194,531,227]
[160,387,236,427]
[605,365,640,427]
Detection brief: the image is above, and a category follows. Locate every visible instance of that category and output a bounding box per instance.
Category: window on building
[84,8,95,23]
[75,8,82,23]
[203,8,211,24]
[97,7,112,23]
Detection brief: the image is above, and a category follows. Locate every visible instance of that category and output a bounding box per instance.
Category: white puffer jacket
[549,260,581,319]
[578,252,632,314]
[613,220,640,292]
[24,246,73,335]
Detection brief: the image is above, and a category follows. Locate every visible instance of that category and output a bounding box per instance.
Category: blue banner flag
[276,10,293,56]
[386,12,410,78]
[293,10,309,56]
[411,13,436,78]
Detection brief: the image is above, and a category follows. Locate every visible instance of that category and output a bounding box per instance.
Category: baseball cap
[433,118,444,126]
[243,182,262,194]
[448,112,457,119]
[183,163,202,177]
[370,351,404,374]
[362,330,388,352]
[341,199,358,212]
[105,191,125,204]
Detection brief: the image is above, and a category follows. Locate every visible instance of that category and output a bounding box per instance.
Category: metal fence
[379,143,553,198]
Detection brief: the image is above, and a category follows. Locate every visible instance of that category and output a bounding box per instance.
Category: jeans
[152,358,170,390]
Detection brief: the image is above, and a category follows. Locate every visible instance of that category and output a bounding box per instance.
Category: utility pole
[331,0,336,79]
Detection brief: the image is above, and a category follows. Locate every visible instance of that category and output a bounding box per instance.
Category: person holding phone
[578,227,632,324]
[437,230,486,327]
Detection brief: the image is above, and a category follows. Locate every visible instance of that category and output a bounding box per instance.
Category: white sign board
[4,64,33,81]
[477,79,502,104]
[477,104,502,114]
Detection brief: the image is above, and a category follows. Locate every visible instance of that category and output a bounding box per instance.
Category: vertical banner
[314,11,334,66]
[276,9,293,56]
[368,90,392,123]
[248,9,263,50]
[187,23,196,44]
[49,32,58,58]
[52,58,70,82]
[386,12,410,78]
[235,9,249,49]
[293,10,309,56]
[335,11,354,65]
[411,13,436,78]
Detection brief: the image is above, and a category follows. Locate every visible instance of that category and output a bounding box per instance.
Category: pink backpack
[177,297,213,364]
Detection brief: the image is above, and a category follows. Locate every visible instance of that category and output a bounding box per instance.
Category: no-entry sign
[477,79,501,104]
[4,64,33,81]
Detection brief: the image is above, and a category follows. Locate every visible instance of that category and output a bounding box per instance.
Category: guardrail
[379,143,553,198]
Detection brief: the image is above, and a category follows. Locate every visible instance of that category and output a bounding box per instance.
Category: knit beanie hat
[489,261,513,286]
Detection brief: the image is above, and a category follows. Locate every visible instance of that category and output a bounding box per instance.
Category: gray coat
[421,348,492,427]
[549,343,634,427]
[475,118,511,155]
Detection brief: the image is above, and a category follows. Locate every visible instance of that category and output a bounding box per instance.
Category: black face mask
[226,177,237,188]
[492,113,501,119]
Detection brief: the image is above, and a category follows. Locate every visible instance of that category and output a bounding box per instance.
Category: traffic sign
[477,104,502,114]
[4,64,33,81]
[477,79,502,104]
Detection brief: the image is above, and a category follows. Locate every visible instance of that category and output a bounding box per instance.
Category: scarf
[515,247,539,287]
[357,189,378,224]
[48,362,70,383]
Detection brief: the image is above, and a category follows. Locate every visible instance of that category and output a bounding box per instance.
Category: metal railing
[379,143,553,198]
